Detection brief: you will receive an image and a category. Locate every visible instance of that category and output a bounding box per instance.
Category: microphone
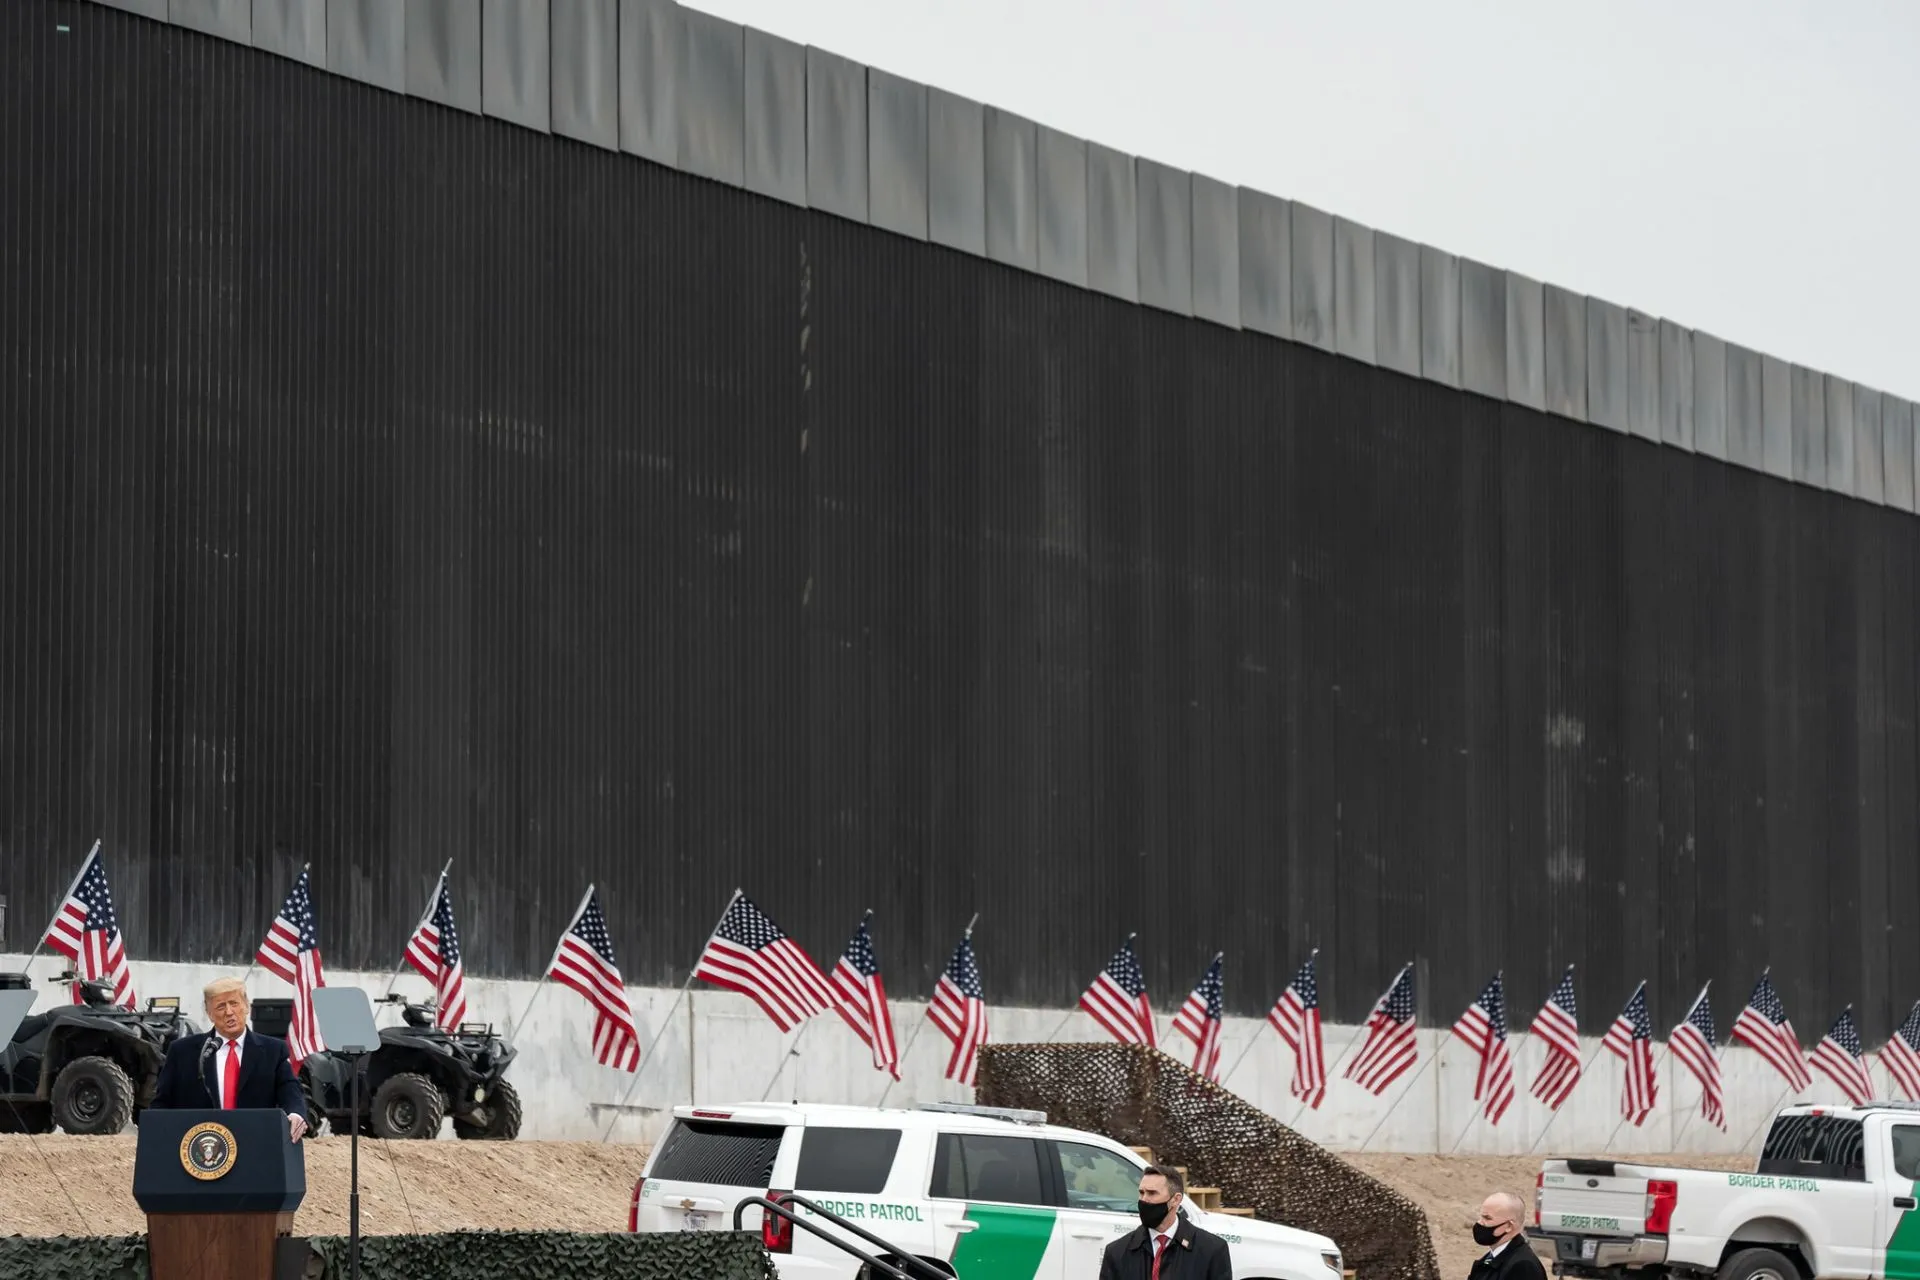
[199,1033,218,1107]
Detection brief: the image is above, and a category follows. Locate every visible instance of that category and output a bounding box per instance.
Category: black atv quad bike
[0,970,196,1135]
[268,993,521,1142]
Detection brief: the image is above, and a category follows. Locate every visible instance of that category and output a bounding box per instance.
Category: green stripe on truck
[949,1204,1057,1280]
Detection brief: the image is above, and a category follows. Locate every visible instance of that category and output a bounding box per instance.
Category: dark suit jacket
[1100,1212,1233,1280]
[149,1029,308,1122]
[1469,1236,1548,1280]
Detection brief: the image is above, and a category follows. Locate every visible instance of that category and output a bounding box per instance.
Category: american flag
[1080,936,1157,1047]
[255,868,326,1067]
[1670,984,1726,1131]
[928,933,988,1086]
[402,872,469,1030]
[1267,950,1327,1109]
[44,842,136,1009]
[1452,973,1516,1125]
[1881,1002,1920,1101]
[1810,1007,1875,1106]
[1732,972,1811,1092]
[547,887,643,1072]
[1346,964,1418,1095]
[695,894,835,1032]
[1172,955,1226,1083]
[1602,982,1658,1126]
[828,914,900,1079]
[1529,966,1582,1111]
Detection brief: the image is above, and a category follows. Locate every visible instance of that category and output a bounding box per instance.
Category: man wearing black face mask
[1469,1193,1545,1280]
[1099,1165,1232,1279]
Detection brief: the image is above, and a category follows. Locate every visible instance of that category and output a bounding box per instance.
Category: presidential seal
[179,1121,237,1181]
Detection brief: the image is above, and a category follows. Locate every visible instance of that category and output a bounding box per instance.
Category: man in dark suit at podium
[150,977,309,1142]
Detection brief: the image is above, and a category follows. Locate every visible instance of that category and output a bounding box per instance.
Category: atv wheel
[370,1072,445,1140]
[453,1079,523,1141]
[52,1056,135,1135]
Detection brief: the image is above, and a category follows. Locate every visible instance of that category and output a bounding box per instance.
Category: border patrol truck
[1533,1104,1920,1280]
[628,1100,1345,1280]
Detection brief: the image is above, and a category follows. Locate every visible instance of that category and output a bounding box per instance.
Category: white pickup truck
[1533,1104,1920,1280]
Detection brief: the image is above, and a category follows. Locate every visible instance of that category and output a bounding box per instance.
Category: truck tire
[453,1079,522,1141]
[1719,1246,1805,1280]
[370,1072,446,1140]
[52,1056,135,1135]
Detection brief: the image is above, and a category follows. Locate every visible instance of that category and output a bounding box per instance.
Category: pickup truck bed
[1532,1104,1920,1280]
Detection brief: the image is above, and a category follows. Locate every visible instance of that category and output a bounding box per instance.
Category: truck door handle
[1895,1197,1916,1209]
[1070,1231,1105,1240]
[946,1221,979,1233]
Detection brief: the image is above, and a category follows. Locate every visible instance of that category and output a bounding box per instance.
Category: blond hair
[202,976,248,1004]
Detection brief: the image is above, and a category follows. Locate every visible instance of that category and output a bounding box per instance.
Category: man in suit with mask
[1469,1192,1546,1280]
[149,977,308,1142]
[1099,1164,1232,1279]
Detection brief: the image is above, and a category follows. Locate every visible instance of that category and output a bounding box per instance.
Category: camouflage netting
[976,1043,1440,1280]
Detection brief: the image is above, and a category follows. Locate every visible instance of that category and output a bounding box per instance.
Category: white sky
[693,0,1920,404]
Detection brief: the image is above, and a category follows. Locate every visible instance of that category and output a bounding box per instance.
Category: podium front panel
[134,1109,306,1215]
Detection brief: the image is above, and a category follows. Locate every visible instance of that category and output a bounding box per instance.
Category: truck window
[1891,1126,1920,1182]
[928,1133,1049,1207]
[1757,1114,1866,1181]
[794,1127,903,1194]
[648,1119,785,1186]
[1055,1141,1143,1214]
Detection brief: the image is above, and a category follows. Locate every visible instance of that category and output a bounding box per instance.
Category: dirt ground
[0,1133,652,1238]
[1,1132,1750,1280]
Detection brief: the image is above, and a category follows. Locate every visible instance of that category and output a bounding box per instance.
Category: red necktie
[221,1040,240,1109]
[1152,1233,1168,1280]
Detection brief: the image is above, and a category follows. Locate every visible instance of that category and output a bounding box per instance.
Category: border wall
[4,1,1920,1048]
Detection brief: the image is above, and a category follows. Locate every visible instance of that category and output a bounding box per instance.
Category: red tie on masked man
[147,976,309,1142]
[1099,1164,1232,1279]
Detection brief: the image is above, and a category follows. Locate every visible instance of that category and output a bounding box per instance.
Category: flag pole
[877,912,978,1109]
[761,1021,816,1101]
[1662,981,1719,1152]
[1356,1039,1440,1152]
[386,859,452,997]
[1446,1089,1490,1155]
[877,1019,927,1108]
[31,838,101,972]
[759,901,871,1102]
[1670,1046,1698,1150]
[1222,944,1311,1093]
[1447,1018,1521,1157]
[1740,1078,1801,1152]
[240,861,310,988]
[1601,1040,1674,1153]
[1282,1022,1361,1131]
[511,883,592,1044]
[1219,1030,1261,1091]
[1526,1038,1610,1154]
[598,888,744,1142]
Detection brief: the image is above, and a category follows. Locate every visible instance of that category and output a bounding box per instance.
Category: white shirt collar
[1489,1237,1514,1259]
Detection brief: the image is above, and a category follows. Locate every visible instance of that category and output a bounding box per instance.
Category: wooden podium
[133,1108,306,1280]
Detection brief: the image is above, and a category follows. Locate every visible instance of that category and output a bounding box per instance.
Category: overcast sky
[695,0,1919,404]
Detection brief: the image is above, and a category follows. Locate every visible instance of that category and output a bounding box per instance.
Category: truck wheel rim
[72,1083,103,1120]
